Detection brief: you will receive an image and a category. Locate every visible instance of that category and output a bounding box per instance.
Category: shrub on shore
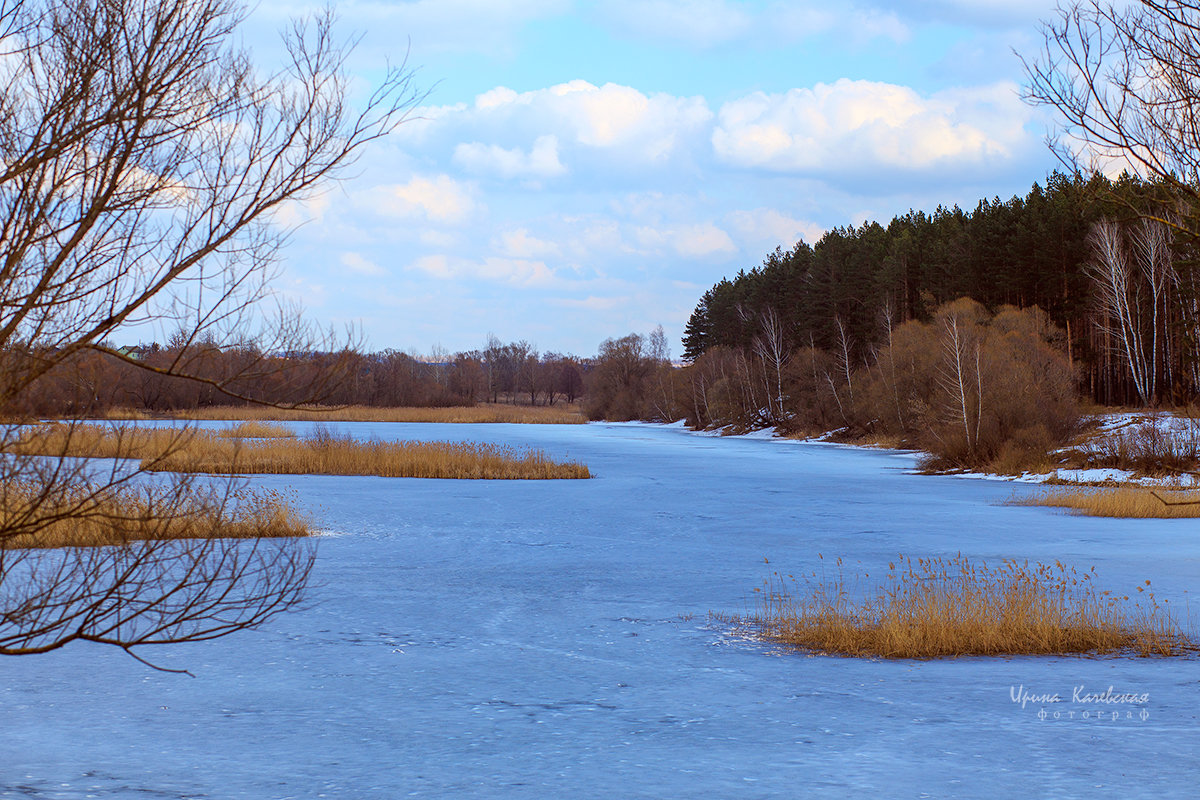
[856,301,1080,472]
[1063,420,1200,477]
[730,555,1190,658]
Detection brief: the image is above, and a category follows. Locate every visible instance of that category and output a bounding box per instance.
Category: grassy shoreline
[1013,486,1200,518]
[14,423,592,480]
[744,417,1200,518]
[98,403,586,425]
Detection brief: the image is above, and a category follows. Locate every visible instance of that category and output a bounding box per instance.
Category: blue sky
[246,0,1066,357]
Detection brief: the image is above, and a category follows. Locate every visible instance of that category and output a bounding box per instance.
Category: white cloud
[635,222,737,258]
[370,175,477,224]
[339,252,388,277]
[727,209,824,247]
[273,190,333,228]
[411,81,713,167]
[712,79,1031,176]
[453,134,567,179]
[562,218,632,259]
[409,254,557,287]
[255,0,568,56]
[419,230,459,248]
[550,295,630,311]
[596,0,909,47]
[883,0,1059,27]
[495,228,562,259]
[597,0,752,46]
[769,4,909,45]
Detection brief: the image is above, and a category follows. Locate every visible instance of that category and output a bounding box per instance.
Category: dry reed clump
[216,421,296,439]
[98,407,154,420]
[173,403,586,424]
[1014,486,1200,518]
[0,483,311,549]
[15,423,592,480]
[731,554,1192,658]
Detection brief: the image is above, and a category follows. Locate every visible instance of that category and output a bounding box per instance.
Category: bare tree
[1024,1,1200,228]
[940,316,980,454]
[647,324,676,422]
[933,300,988,459]
[752,309,789,424]
[1087,216,1178,404]
[834,316,855,402]
[0,0,421,667]
[880,302,905,429]
[1025,1,1200,404]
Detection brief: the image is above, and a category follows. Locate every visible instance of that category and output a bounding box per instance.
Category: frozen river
[3,421,1198,798]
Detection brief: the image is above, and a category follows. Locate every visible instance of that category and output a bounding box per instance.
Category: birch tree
[1086,216,1178,404]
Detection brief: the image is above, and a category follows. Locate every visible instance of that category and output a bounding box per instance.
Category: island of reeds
[0,482,311,549]
[729,555,1193,659]
[15,423,592,480]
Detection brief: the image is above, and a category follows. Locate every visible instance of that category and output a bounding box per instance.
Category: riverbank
[646,412,1200,517]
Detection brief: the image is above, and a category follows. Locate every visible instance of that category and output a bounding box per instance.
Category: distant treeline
[3,336,586,417]
[586,302,1080,471]
[681,171,1200,406]
[11,170,1197,473]
[582,171,1200,470]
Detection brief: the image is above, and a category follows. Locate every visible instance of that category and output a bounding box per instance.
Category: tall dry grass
[215,421,296,439]
[0,483,311,549]
[731,554,1190,658]
[167,403,586,424]
[15,423,592,480]
[1015,487,1200,518]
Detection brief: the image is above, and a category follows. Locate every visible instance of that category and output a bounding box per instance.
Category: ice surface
[1,421,1197,798]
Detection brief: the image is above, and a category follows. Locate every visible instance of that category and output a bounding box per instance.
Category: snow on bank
[618,415,1200,488]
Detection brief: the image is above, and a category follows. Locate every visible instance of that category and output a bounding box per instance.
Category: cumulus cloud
[712,79,1031,178]
[635,222,737,259]
[727,209,824,248]
[880,0,1060,27]
[272,190,332,228]
[768,4,909,45]
[339,252,388,277]
[409,254,557,287]
[369,175,477,224]
[409,81,713,168]
[495,228,562,259]
[561,218,633,259]
[550,295,630,311]
[256,0,568,56]
[596,0,752,46]
[453,134,567,179]
[593,0,910,48]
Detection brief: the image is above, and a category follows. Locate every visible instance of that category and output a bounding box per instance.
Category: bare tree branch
[0,0,422,667]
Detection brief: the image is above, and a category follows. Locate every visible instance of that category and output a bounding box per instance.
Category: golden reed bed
[0,483,310,549]
[15,424,592,480]
[100,403,586,425]
[1014,486,1200,518]
[214,421,297,439]
[726,555,1190,658]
